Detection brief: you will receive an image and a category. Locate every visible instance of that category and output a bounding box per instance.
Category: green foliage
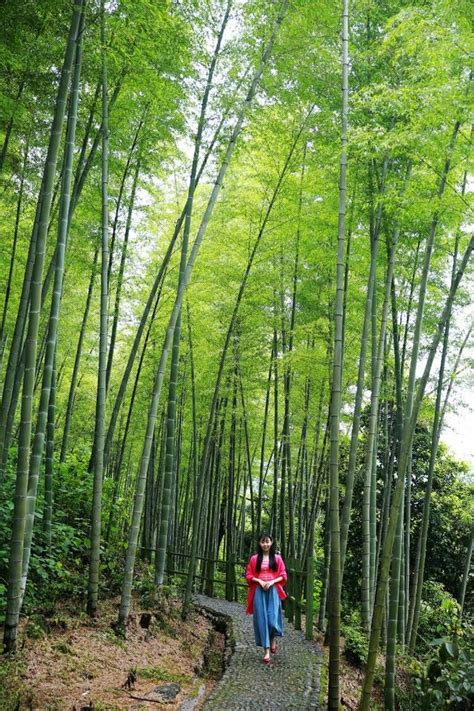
[0,651,30,709]
[53,640,76,656]
[417,582,462,655]
[25,615,47,640]
[411,441,473,598]
[137,665,191,685]
[0,451,115,618]
[0,0,472,693]
[410,628,474,709]
[137,565,158,608]
[343,422,472,616]
[341,613,368,667]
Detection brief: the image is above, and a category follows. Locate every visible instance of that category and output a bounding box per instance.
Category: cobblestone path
[194,594,323,710]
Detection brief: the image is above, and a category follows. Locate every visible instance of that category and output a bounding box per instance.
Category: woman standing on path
[245,533,288,663]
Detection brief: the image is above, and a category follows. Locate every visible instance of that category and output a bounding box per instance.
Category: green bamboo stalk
[103,98,227,468]
[257,345,273,534]
[69,73,125,220]
[360,235,474,708]
[20,8,84,605]
[181,0,290,618]
[400,456,409,648]
[119,2,289,628]
[43,355,56,551]
[362,227,400,628]
[0,190,41,478]
[154,0,233,588]
[225,366,238,601]
[3,0,83,652]
[318,487,330,631]
[305,530,315,640]
[340,157,388,576]
[272,325,279,540]
[0,138,29,364]
[87,0,109,616]
[59,245,98,462]
[0,80,25,176]
[106,117,143,291]
[407,167,469,648]
[326,0,349,704]
[384,484,403,709]
[105,155,141,392]
[239,374,256,535]
[459,528,473,618]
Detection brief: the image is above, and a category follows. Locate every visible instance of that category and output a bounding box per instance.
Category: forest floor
[0,594,224,710]
[313,629,385,710]
[0,592,386,710]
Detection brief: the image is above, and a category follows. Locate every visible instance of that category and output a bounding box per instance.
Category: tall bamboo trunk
[225,366,238,601]
[3,0,83,651]
[60,245,98,462]
[362,227,399,628]
[239,374,255,535]
[43,355,56,550]
[459,528,473,618]
[87,0,109,616]
[20,13,84,604]
[0,192,41,477]
[407,242,461,650]
[326,1,349,705]
[154,0,233,588]
[360,234,474,707]
[272,326,279,539]
[257,345,273,534]
[181,1,290,618]
[105,155,141,392]
[103,104,226,468]
[384,488,403,709]
[0,80,25,176]
[0,138,29,368]
[340,156,388,577]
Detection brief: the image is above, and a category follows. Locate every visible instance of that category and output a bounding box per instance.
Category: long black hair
[255,533,277,572]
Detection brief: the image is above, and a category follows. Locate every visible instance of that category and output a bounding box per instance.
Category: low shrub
[417,581,462,655]
[410,629,474,709]
[342,620,368,666]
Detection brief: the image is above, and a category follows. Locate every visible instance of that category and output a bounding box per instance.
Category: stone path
[194,594,323,710]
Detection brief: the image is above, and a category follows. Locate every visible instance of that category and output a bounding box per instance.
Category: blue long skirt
[253,585,283,648]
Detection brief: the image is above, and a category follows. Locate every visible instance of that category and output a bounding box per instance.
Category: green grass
[53,640,76,655]
[137,665,191,685]
[0,651,31,710]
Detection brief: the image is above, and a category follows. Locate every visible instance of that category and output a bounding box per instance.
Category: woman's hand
[263,580,274,590]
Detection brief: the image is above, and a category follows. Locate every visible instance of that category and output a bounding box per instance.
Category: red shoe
[262,655,271,664]
[270,644,278,655]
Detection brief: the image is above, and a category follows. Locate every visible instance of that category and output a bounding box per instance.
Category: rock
[145,683,181,703]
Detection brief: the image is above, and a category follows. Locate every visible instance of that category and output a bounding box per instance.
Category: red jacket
[245,553,288,614]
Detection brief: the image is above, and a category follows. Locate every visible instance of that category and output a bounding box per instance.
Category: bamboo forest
[0,0,473,708]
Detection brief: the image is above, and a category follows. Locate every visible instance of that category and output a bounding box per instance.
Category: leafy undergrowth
[0,593,222,710]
